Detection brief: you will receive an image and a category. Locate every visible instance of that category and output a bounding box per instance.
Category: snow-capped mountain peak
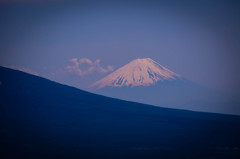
[90,58,181,89]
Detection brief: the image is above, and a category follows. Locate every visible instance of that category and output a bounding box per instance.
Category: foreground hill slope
[0,66,240,159]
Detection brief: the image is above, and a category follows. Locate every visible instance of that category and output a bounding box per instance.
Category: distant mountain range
[1,66,240,159]
[90,58,240,115]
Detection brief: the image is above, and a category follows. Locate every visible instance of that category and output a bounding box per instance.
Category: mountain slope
[91,58,240,115]
[90,58,181,89]
[1,66,240,159]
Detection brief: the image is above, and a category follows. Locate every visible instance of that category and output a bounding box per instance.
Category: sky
[0,0,240,97]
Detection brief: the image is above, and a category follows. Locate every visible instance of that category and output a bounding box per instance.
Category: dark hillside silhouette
[0,66,240,159]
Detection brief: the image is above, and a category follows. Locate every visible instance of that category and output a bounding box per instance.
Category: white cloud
[66,58,114,76]
[79,58,93,65]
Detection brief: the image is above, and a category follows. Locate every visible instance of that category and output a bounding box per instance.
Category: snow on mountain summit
[90,58,181,89]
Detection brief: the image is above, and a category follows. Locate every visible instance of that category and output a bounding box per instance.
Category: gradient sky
[0,0,240,97]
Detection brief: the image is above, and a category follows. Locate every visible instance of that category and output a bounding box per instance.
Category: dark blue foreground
[0,66,240,159]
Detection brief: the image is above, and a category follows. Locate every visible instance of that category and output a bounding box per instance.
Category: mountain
[90,58,181,89]
[90,58,240,115]
[1,66,240,159]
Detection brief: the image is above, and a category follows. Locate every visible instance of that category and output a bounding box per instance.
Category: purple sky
[1,0,240,97]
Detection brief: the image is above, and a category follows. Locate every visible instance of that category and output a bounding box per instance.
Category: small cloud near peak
[66,58,114,76]
[79,58,93,65]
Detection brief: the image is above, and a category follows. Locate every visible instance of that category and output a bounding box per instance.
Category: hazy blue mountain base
[94,78,240,115]
[1,66,240,159]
